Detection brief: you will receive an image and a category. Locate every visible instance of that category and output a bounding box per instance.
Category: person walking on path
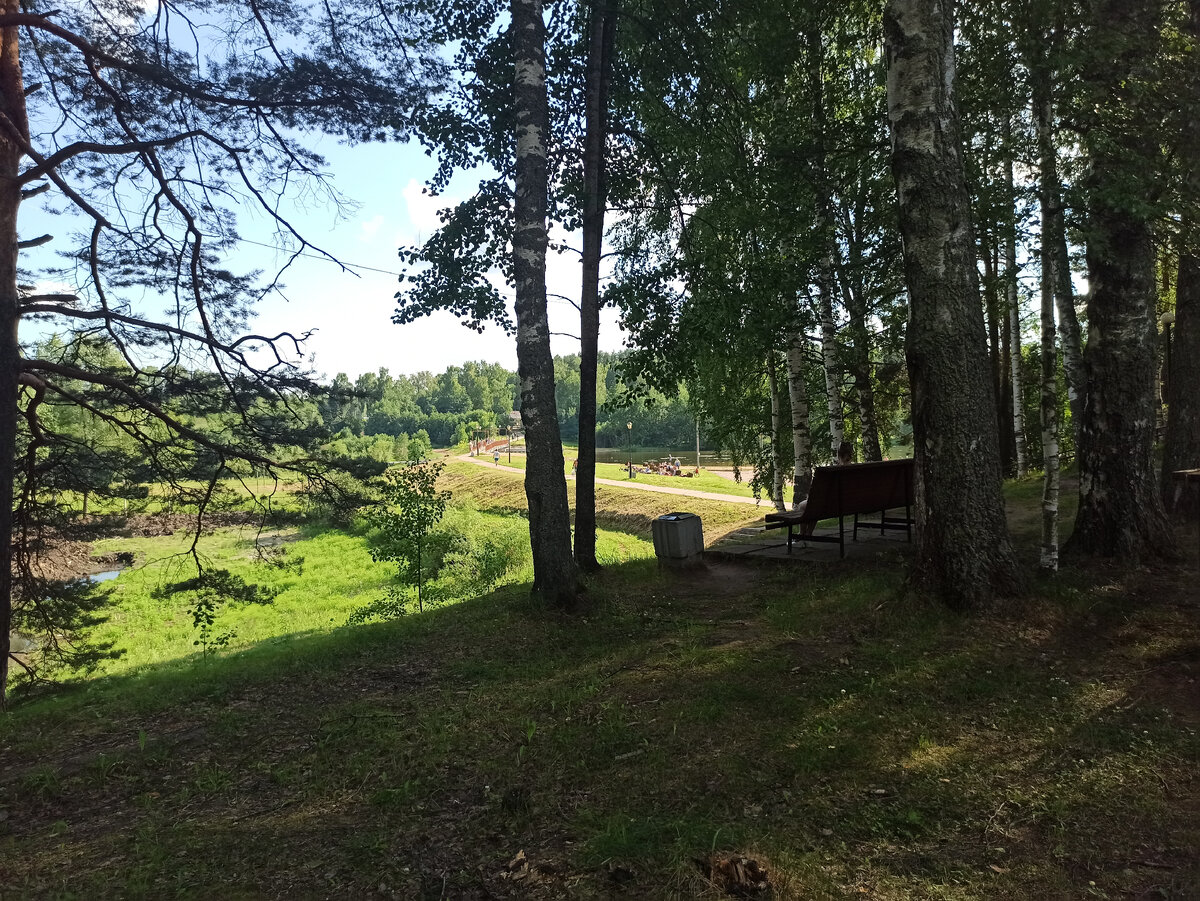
[493,449,500,466]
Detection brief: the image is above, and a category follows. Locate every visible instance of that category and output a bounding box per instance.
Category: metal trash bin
[652,512,704,566]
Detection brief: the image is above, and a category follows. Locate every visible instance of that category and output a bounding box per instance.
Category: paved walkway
[456,454,767,507]
[708,524,914,562]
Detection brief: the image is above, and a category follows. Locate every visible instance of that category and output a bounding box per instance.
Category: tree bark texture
[884,0,1022,610]
[1037,85,1061,571]
[1162,0,1200,512]
[0,0,28,706]
[984,225,1017,475]
[767,354,786,511]
[1068,0,1176,560]
[1033,71,1064,570]
[512,0,577,606]
[818,278,844,458]
[980,225,1009,471]
[1003,133,1028,478]
[786,335,814,509]
[573,0,616,572]
[808,28,844,459]
[836,253,884,462]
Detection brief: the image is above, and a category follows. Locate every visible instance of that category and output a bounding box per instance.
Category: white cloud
[359,214,385,242]
[401,180,448,244]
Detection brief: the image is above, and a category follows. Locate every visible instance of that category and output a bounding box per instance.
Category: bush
[350,506,530,623]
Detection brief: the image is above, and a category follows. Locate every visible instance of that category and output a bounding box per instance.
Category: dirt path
[457,454,767,507]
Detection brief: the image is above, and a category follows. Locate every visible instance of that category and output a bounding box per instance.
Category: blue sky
[207,136,628,381]
[21,132,628,381]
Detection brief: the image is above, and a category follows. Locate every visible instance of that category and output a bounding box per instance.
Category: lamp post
[627,421,633,478]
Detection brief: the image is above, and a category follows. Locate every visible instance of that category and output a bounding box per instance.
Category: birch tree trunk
[0,1,29,706]
[808,27,844,459]
[1162,0,1200,512]
[836,249,883,462]
[574,0,617,572]
[1036,79,1061,570]
[1067,0,1176,560]
[980,224,1008,469]
[512,0,577,607]
[884,0,1022,610]
[818,283,844,457]
[1036,99,1085,436]
[786,335,814,508]
[767,354,786,511]
[1002,120,1028,478]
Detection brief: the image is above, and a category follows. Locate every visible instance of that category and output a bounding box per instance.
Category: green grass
[40,505,654,684]
[470,449,759,497]
[3,473,1197,899]
[440,460,767,541]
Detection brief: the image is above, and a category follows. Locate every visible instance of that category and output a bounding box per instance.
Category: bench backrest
[803,458,914,520]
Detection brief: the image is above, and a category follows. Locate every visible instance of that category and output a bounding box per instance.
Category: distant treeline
[320,352,705,453]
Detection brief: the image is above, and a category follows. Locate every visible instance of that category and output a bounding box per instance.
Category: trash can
[652,512,704,566]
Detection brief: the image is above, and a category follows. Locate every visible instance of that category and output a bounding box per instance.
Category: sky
[14,1,630,382]
[20,128,629,382]
[223,137,630,380]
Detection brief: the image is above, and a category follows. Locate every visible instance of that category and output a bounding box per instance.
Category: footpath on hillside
[457,453,766,507]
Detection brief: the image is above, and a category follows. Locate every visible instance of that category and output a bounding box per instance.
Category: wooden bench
[764,459,915,557]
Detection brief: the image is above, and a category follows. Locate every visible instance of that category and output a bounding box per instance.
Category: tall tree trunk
[808,26,844,459]
[835,248,883,462]
[884,0,1022,610]
[818,283,843,457]
[786,334,814,508]
[1003,140,1028,478]
[1035,82,1085,438]
[1067,0,1176,560]
[574,0,616,572]
[1162,0,1200,512]
[986,227,1017,475]
[1035,80,1061,570]
[512,0,577,607]
[767,354,786,511]
[1052,223,1084,438]
[1008,300,1027,476]
[0,1,29,707]
[981,223,1010,472]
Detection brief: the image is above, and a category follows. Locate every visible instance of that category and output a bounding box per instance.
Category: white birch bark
[818,278,844,457]
[767,354,786,511]
[786,334,814,509]
[511,0,576,605]
[1004,134,1028,478]
[1034,62,1060,569]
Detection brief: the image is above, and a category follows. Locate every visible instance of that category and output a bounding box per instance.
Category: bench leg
[839,515,845,558]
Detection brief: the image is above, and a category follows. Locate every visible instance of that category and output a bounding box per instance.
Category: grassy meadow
[472,447,761,498]
[2,466,1198,899]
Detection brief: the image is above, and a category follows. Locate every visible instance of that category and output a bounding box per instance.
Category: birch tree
[1162,0,1200,508]
[1066,0,1176,560]
[884,0,1022,609]
[1036,85,1062,570]
[574,0,618,572]
[512,0,578,606]
[785,335,814,508]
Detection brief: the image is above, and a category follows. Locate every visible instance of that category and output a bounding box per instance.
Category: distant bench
[764,459,915,557]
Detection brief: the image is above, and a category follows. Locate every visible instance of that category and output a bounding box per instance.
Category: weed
[20,764,63,802]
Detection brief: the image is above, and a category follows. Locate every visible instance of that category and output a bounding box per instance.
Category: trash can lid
[658,512,697,521]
